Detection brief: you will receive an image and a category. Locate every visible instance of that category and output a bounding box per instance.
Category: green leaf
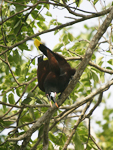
[5,65,9,75]
[45,11,52,17]
[31,10,39,19]
[31,59,35,65]
[58,133,66,143]
[37,14,45,21]
[84,24,89,30]
[93,0,98,5]
[106,66,112,70]
[96,56,103,65]
[29,107,35,120]
[54,30,59,35]
[73,132,84,150]
[63,34,69,45]
[45,4,50,10]
[37,22,48,30]
[22,92,34,104]
[75,0,83,7]
[20,113,33,123]
[68,33,73,42]
[14,19,21,29]
[100,72,105,83]
[107,93,111,99]
[15,64,21,76]
[13,50,20,64]
[18,43,29,51]
[7,34,16,42]
[8,93,15,104]
[53,43,63,51]
[37,144,43,149]
[35,97,43,104]
[107,59,113,65]
[16,88,21,97]
[49,132,63,146]
[15,4,24,12]
[91,69,99,82]
[2,94,7,111]
[48,141,54,150]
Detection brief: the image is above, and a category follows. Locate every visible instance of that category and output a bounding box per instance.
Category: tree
[0,0,113,150]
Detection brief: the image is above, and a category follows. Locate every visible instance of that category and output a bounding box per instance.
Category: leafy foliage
[0,0,113,149]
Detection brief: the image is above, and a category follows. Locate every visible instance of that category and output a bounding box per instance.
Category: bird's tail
[34,39,52,57]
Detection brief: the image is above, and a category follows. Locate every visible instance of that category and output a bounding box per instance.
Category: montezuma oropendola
[34,39,76,107]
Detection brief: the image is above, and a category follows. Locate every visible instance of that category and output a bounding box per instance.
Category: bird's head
[46,92,58,107]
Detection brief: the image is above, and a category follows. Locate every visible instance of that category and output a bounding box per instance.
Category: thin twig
[85,118,91,150]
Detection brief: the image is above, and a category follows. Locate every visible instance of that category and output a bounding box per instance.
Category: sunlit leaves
[45,11,52,17]
[37,14,45,22]
[37,21,48,31]
[96,56,104,66]
[68,32,74,42]
[0,0,112,149]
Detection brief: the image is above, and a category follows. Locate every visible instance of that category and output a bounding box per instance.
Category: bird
[34,39,76,107]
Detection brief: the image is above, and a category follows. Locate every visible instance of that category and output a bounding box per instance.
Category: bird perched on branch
[34,39,76,107]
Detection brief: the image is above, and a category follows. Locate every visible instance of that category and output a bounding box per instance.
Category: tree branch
[6,79,113,143]
[0,7,111,56]
[66,56,113,74]
[42,117,52,150]
[3,5,113,150]
[85,92,103,118]
[57,6,113,108]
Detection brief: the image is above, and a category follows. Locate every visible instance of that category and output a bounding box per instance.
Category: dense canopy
[0,0,113,150]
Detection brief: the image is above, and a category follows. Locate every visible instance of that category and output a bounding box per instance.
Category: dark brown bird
[34,39,76,107]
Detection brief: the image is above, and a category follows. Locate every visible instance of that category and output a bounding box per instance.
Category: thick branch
[42,117,52,150]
